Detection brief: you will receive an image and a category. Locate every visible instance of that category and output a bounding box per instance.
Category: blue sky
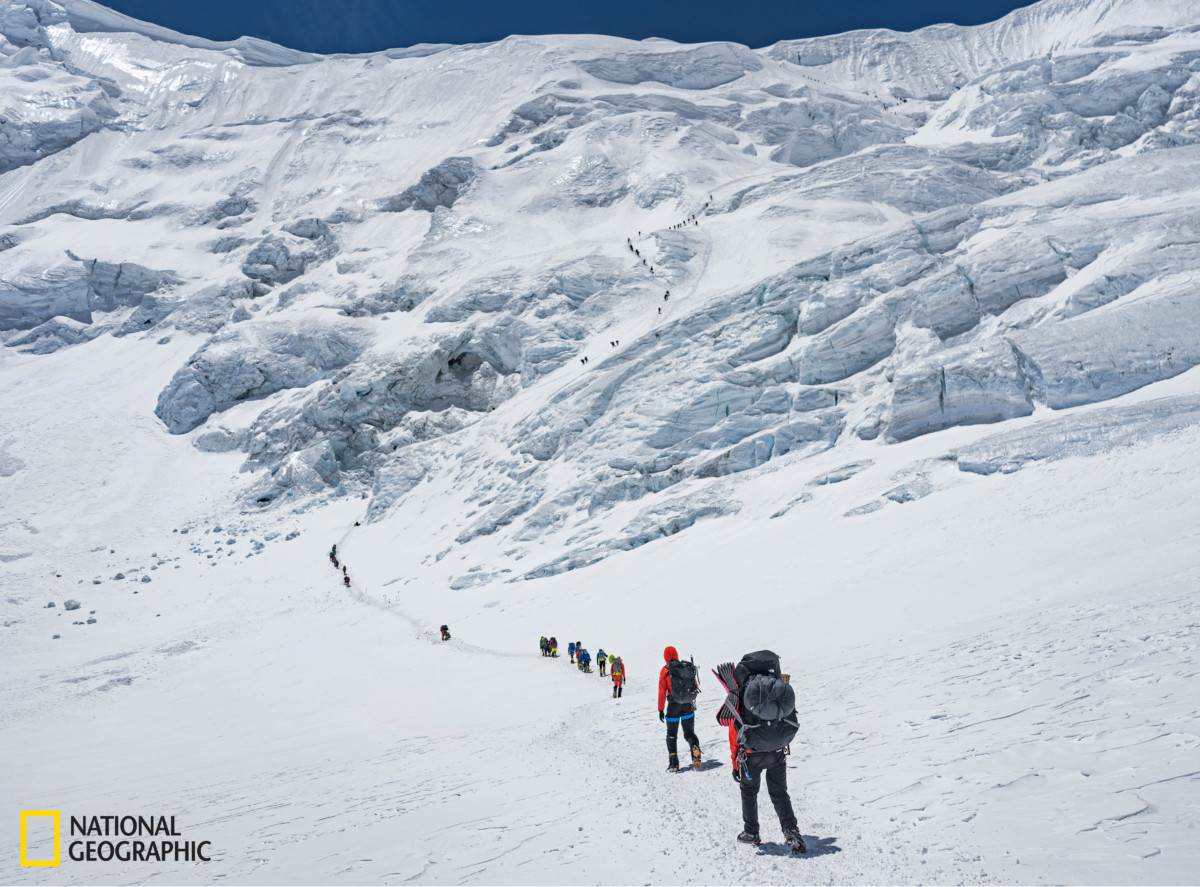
[102,0,1037,52]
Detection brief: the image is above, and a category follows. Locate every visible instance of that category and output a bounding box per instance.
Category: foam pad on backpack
[744,675,796,720]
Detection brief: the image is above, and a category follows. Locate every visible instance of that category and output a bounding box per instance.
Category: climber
[549,636,558,657]
[568,641,577,663]
[658,645,702,771]
[611,655,625,698]
[597,648,608,676]
[343,574,351,588]
[440,624,451,641]
[720,650,804,853]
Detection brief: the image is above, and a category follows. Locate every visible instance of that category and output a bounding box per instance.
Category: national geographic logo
[19,812,212,867]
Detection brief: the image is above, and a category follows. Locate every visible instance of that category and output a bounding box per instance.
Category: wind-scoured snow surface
[2,0,1200,883]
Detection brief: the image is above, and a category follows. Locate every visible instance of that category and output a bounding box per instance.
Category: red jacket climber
[657,644,702,771]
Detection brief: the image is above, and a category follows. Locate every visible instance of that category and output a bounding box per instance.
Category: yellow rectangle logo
[19,810,61,867]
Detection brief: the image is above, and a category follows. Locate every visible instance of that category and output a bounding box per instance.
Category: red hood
[663,645,679,663]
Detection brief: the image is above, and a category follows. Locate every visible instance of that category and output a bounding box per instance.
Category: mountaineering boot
[783,828,807,855]
[691,745,702,769]
[736,831,761,846]
[667,752,680,772]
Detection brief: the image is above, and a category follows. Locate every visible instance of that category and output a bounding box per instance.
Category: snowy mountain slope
[2,344,1198,885]
[2,0,1200,882]
[766,0,1200,101]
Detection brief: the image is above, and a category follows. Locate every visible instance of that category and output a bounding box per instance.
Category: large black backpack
[667,659,699,705]
[735,650,798,753]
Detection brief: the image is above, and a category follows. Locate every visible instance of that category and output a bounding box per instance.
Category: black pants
[665,702,699,763]
[612,680,623,697]
[599,661,606,676]
[739,750,797,835]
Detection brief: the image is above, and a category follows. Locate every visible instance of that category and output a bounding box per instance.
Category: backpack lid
[743,674,796,720]
[737,649,781,679]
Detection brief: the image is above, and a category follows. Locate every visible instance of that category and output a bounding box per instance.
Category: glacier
[1,0,1199,883]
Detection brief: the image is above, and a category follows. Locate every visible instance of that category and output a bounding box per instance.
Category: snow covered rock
[154,319,370,433]
[379,157,477,212]
[0,254,179,331]
[888,341,1034,442]
[578,43,763,90]
[955,392,1200,475]
[248,438,341,503]
[241,233,328,286]
[7,316,98,353]
[0,55,114,174]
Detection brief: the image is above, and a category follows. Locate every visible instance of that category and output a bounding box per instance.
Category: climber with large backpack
[714,650,804,854]
[657,645,703,771]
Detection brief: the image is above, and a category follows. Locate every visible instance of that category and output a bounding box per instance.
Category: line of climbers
[666,197,710,231]
[583,196,711,367]
[328,544,351,588]
[332,539,454,643]
[541,637,806,854]
[327,543,802,853]
[541,637,626,698]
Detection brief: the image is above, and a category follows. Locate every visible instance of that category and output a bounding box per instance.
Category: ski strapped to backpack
[713,661,743,728]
